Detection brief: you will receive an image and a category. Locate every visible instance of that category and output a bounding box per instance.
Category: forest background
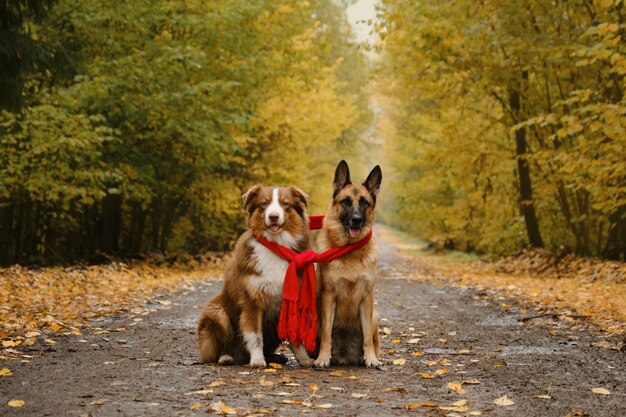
[0,0,624,266]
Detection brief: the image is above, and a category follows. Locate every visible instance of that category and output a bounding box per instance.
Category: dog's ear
[289,186,309,207]
[241,184,263,211]
[363,165,382,200]
[333,160,351,198]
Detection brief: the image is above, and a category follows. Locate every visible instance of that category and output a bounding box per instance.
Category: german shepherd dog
[314,160,383,368]
[197,185,313,367]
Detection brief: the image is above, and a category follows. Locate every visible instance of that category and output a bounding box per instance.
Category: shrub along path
[1,227,625,416]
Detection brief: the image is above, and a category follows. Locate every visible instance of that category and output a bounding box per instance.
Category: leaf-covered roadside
[380,227,626,341]
[0,257,223,345]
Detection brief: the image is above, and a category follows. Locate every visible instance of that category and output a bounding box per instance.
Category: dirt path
[2,227,625,416]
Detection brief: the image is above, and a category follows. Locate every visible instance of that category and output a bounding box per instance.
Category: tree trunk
[100,194,122,254]
[509,71,544,248]
[604,205,626,261]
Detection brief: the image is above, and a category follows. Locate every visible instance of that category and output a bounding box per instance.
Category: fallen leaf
[435,368,448,375]
[262,368,277,373]
[2,340,16,347]
[451,399,468,406]
[43,339,56,345]
[191,403,203,410]
[447,381,466,395]
[411,351,424,357]
[210,401,238,415]
[315,404,333,409]
[382,327,391,335]
[309,383,318,391]
[407,338,419,344]
[351,393,367,398]
[268,363,282,369]
[392,358,406,365]
[259,376,274,387]
[278,400,302,405]
[0,368,12,377]
[420,373,434,379]
[328,371,344,377]
[185,389,213,396]
[271,392,292,396]
[8,400,25,407]
[371,398,385,403]
[209,380,226,387]
[591,388,610,395]
[462,379,481,385]
[469,411,482,416]
[533,395,551,400]
[405,402,438,409]
[494,395,514,406]
[392,339,401,344]
[347,375,359,380]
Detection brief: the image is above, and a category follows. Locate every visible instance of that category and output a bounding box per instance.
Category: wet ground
[1,227,625,416]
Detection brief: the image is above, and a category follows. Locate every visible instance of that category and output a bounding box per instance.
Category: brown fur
[197,185,313,367]
[314,161,383,368]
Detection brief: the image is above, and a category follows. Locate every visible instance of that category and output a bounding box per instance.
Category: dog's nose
[350,214,364,227]
[268,213,279,223]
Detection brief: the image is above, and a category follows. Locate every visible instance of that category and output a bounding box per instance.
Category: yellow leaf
[451,399,468,406]
[315,403,333,409]
[262,368,277,373]
[48,323,63,332]
[447,381,466,395]
[411,351,424,357]
[278,400,302,405]
[44,339,56,345]
[420,402,438,407]
[8,400,25,407]
[420,373,434,379]
[210,401,238,415]
[435,368,448,375]
[191,403,203,410]
[328,371,344,377]
[259,376,274,387]
[351,393,367,398]
[392,358,406,365]
[2,341,16,347]
[462,379,481,385]
[391,339,401,344]
[209,380,226,387]
[591,388,610,395]
[309,383,319,391]
[405,403,421,410]
[494,395,514,406]
[0,368,12,377]
[268,362,282,369]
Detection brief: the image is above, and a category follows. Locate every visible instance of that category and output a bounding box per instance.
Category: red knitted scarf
[254,215,372,352]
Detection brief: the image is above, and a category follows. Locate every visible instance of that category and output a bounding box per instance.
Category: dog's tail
[197,294,232,363]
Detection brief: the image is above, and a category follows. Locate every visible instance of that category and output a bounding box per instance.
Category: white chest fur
[247,238,291,297]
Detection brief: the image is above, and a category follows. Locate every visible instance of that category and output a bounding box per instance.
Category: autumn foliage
[377,0,626,259]
[0,0,370,265]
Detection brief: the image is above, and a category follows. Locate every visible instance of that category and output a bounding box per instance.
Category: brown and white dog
[197,185,313,367]
[314,160,383,368]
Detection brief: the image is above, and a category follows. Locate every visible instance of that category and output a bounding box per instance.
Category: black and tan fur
[314,160,383,368]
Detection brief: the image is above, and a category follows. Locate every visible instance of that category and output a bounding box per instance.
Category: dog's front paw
[364,356,382,369]
[313,355,331,368]
[249,356,267,368]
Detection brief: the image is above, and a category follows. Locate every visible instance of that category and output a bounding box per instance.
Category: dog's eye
[341,198,352,207]
[359,197,370,208]
[257,205,266,212]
